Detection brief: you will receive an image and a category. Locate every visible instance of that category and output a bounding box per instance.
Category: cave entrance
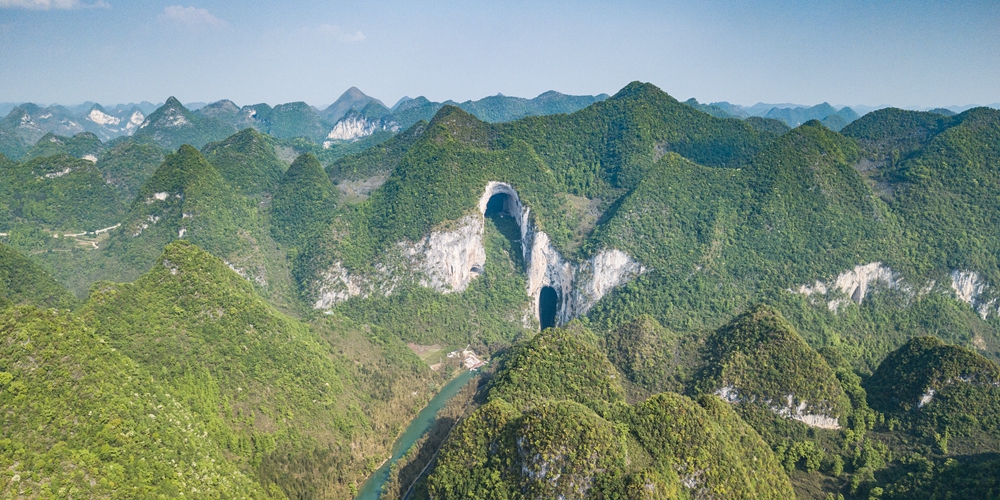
[539,286,559,330]
[484,192,523,270]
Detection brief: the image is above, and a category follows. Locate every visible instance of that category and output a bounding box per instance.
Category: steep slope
[485,325,626,408]
[95,139,166,201]
[101,145,270,285]
[588,120,898,334]
[875,108,1000,286]
[194,99,242,123]
[132,97,237,150]
[603,314,696,394]
[321,86,383,123]
[80,103,145,140]
[865,336,1000,441]
[426,325,794,499]
[326,119,428,183]
[201,127,287,196]
[269,153,338,248]
[266,102,330,142]
[697,305,851,428]
[0,154,124,231]
[0,128,27,160]
[310,82,775,279]
[501,81,772,194]
[842,107,956,161]
[0,103,86,145]
[0,306,271,498]
[0,243,77,309]
[23,132,104,161]
[80,241,439,498]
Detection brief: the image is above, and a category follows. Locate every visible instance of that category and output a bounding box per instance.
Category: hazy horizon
[1,0,997,109]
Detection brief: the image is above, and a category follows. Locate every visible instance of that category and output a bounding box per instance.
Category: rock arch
[313,181,644,329]
[478,182,529,262]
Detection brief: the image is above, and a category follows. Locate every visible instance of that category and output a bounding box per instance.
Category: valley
[2,82,1000,499]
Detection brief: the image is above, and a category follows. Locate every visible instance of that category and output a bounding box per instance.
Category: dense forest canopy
[2,82,1000,499]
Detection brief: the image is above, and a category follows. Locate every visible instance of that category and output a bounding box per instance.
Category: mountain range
[2,81,1000,499]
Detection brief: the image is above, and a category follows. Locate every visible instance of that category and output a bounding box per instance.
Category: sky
[0,0,997,109]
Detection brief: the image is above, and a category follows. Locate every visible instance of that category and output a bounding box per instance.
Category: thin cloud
[313,23,366,43]
[159,5,226,28]
[0,0,109,9]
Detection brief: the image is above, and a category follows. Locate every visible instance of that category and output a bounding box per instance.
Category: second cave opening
[539,286,559,330]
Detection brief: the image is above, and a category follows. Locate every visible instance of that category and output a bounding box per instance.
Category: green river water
[354,368,480,500]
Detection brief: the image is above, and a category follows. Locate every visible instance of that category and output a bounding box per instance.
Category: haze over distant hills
[3,81,1000,499]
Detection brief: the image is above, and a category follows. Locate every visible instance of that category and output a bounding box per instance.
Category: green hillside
[23,132,104,161]
[878,108,1000,282]
[95,139,166,201]
[587,120,900,336]
[269,153,338,249]
[0,154,123,232]
[0,128,27,160]
[266,102,331,142]
[132,97,237,150]
[101,145,270,284]
[426,326,795,499]
[603,314,693,394]
[201,128,287,196]
[865,336,1000,442]
[0,306,272,499]
[82,241,367,497]
[0,242,77,309]
[4,81,1000,499]
[0,240,445,499]
[697,305,851,425]
[304,82,777,284]
[485,325,626,408]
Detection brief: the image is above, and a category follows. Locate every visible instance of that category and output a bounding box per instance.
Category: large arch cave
[484,192,523,270]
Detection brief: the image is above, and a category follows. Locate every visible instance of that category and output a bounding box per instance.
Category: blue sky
[0,0,997,108]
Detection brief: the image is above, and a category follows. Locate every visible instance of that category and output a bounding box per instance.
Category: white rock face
[918,388,935,408]
[950,270,996,319]
[313,262,369,309]
[312,181,644,326]
[402,215,486,292]
[792,262,902,312]
[43,167,73,179]
[125,111,145,134]
[715,386,841,429]
[324,116,379,144]
[88,108,121,126]
[82,154,98,163]
[569,249,644,319]
[140,108,187,130]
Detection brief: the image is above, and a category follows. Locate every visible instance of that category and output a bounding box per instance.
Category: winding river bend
[355,369,480,500]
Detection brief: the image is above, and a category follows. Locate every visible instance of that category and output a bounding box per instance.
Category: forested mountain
[201,128,288,196]
[132,97,237,150]
[318,90,610,144]
[0,242,76,309]
[3,81,1000,499]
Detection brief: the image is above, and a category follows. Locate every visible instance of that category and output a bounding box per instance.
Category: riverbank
[381,373,481,499]
[354,368,482,500]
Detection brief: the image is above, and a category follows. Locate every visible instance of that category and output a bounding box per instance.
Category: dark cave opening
[539,286,559,330]
[484,192,523,270]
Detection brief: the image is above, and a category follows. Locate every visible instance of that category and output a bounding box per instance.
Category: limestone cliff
[312,181,644,327]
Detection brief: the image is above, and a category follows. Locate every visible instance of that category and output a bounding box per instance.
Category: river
[354,368,480,500]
